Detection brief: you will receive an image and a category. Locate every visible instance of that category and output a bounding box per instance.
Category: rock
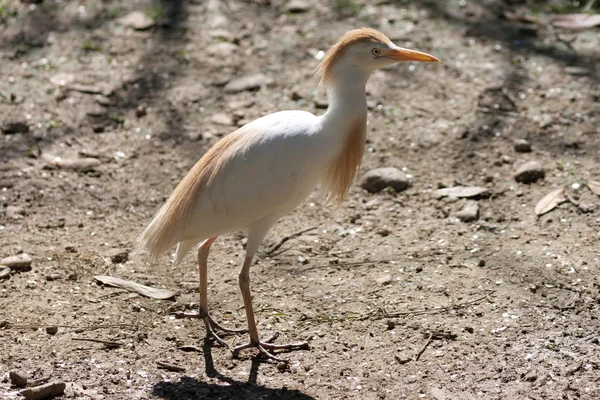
[5,205,25,219]
[46,325,58,335]
[360,167,410,193]
[209,29,235,42]
[111,251,129,264]
[1,254,32,272]
[2,120,29,134]
[9,370,28,387]
[577,202,595,213]
[0,267,10,280]
[513,139,531,153]
[314,96,329,109]
[209,113,234,126]
[20,381,66,400]
[285,0,310,13]
[136,103,147,118]
[206,42,239,57]
[514,161,544,184]
[454,200,479,222]
[223,74,273,93]
[117,11,155,30]
[46,273,61,281]
[376,274,392,285]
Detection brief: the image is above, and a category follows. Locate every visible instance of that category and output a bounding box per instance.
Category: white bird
[139,28,439,362]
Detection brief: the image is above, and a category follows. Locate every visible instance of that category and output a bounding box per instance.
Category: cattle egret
[139,28,440,362]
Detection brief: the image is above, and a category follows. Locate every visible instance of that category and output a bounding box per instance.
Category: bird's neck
[321,72,369,129]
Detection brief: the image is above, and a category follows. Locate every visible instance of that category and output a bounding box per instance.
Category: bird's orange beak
[384,46,441,63]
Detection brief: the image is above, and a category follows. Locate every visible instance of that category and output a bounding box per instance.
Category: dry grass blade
[94,275,177,299]
[551,14,600,29]
[535,188,566,216]
[587,180,600,196]
[433,186,490,199]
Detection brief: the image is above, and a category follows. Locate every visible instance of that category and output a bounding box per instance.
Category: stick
[72,337,123,348]
[157,361,186,373]
[266,226,317,255]
[414,333,433,361]
[378,290,494,319]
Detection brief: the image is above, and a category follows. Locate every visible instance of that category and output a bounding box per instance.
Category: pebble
[46,325,58,335]
[0,266,10,280]
[577,202,595,213]
[1,254,32,272]
[209,29,235,42]
[111,251,129,264]
[376,274,392,285]
[117,11,155,30]
[209,113,234,126]
[224,74,273,93]
[455,200,479,222]
[20,381,66,400]
[136,103,148,118]
[513,139,531,153]
[206,42,239,57]
[1,120,29,134]
[9,371,28,387]
[285,0,310,13]
[514,161,544,184]
[360,167,410,193]
[5,205,25,219]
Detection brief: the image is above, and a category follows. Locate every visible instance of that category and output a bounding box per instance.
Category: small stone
[111,251,129,264]
[46,273,61,281]
[514,161,544,184]
[223,74,273,93]
[454,200,479,222]
[285,0,310,13]
[20,381,66,400]
[1,254,32,272]
[117,11,155,30]
[360,167,410,193]
[314,96,328,109]
[376,227,391,236]
[5,206,25,219]
[386,320,396,330]
[0,267,10,280]
[376,274,392,285]
[46,325,58,335]
[136,103,147,118]
[209,29,235,42]
[206,42,239,57]
[9,371,28,387]
[513,139,531,153]
[577,202,595,213]
[209,113,234,126]
[290,91,303,101]
[2,120,29,134]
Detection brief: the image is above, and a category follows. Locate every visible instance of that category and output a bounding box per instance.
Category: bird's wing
[139,110,326,262]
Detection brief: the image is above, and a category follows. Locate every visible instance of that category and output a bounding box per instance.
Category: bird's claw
[232,332,310,363]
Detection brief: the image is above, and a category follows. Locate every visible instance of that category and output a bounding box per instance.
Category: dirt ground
[1,0,599,399]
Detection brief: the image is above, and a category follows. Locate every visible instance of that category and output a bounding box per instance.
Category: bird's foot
[232,332,310,363]
[173,310,247,346]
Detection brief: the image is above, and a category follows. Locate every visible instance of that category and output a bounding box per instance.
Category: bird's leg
[197,237,247,346]
[232,254,309,363]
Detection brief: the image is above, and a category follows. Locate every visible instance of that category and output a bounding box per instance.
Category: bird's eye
[372,48,381,56]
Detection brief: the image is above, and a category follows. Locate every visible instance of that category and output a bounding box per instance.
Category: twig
[8,323,138,331]
[373,290,494,319]
[157,361,186,372]
[414,333,433,361]
[266,226,317,255]
[72,337,123,348]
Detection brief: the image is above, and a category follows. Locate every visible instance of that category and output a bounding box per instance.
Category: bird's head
[316,27,440,87]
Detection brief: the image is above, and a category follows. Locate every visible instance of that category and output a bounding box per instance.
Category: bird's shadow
[152,339,315,400]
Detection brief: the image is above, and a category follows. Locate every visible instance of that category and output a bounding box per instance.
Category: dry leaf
[41,152,102,172]
[552,14,600,29]
[588,180,600,196]
[94,275,177,299]
[433,186,490,199]
[535,188,566,216]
